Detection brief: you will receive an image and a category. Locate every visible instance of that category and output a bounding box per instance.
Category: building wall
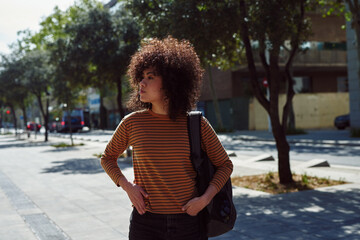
[311,72,339,93]
[200,67,232,101]
[249,93,349,130]
[306,13,346,42]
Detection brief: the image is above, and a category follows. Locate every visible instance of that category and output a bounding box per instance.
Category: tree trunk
[36,94,49,142]
[239,0,293,184]
[21,103,28,129]
[285,56,296,132]
[99,90,107,130]
[116,76,125,119]
[9,104,17,136]
[269,50,294,184]
[272,122,292,184]
[45,96,49,142]
[67,109,74,146]
[287,102,295,130]
[207,65,224,130]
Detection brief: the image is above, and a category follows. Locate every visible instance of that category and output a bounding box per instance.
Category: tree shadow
[0,139,52,149]
[221,137,360,159]
[41,158,132,175]
[221,186,360,239]
[42,147,83,153]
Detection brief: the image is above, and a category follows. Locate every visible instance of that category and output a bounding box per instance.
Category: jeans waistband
[133,208,194,220]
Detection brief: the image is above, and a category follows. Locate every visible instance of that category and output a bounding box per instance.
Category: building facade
[199,13,349,131]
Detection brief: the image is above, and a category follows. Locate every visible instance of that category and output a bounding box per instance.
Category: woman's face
[139,67,165,106]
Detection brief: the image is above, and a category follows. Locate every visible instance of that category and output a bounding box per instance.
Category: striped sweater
[101,109,233,214]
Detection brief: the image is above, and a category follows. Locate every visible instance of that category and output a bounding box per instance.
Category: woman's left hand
[182,197,207,216]
[182,184,217,216]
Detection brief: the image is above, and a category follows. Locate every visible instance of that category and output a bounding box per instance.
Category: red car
[27,122,41,132]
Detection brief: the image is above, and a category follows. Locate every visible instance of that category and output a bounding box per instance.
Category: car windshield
[63,109,82,117]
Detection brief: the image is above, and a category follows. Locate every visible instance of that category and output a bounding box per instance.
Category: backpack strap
[187,111,203,171]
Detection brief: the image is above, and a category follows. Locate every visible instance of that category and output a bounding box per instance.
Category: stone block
[245,154,275,162]
[296,159,330,168]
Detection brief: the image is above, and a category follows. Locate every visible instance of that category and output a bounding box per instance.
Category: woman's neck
[151,102,168,115]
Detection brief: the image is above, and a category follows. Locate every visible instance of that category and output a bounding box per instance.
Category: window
[293,77,312,93]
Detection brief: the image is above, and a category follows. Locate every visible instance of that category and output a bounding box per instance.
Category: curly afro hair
[127,36,204,120]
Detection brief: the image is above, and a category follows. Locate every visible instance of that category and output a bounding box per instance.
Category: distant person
[101,36,233,240]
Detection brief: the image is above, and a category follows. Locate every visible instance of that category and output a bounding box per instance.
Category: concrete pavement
[0,130,359,239]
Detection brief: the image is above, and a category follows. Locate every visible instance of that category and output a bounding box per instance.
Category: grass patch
[351,128,360,138]
[286,128,306,135]
[0,132,13,135]
[51,142,84,148]
[215,127,233,133]
[93,153,103,158]
[232,172,347,194]
[93,152,127,158]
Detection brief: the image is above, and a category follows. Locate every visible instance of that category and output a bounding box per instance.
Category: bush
[351,128,360,138]
[286,128,306,135]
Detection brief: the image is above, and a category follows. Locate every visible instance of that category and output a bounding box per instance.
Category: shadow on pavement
[0,139,52,149]
[222,139,360,158]
[41,158,132,175]
[227,187,360,239]
[42,147,83,153]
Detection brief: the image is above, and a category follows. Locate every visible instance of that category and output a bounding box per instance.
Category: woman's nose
[140,79,146,87]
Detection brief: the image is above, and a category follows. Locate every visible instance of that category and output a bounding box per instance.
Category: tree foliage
[0,54,30,131]
[62,4,140,126]
[128,0,243,129]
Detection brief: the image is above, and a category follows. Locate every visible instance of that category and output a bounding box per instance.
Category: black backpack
[187,111,237,237]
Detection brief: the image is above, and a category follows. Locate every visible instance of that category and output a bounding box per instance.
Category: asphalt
[0,129,359,240]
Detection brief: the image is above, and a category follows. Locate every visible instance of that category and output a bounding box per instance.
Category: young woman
[101,36,233,240]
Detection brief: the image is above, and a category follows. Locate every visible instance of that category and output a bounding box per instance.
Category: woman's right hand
[120,179,149,215]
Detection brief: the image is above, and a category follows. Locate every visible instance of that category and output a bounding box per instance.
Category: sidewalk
[0,131,360,239]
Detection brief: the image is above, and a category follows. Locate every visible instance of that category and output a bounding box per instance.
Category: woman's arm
[101,120,129,186]
[182,116,233,216]
[101,117,149,215]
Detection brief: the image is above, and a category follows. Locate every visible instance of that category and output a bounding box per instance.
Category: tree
[49,38,84,145]
[128,0,313,183]
[128,0,242,130]
[0,53,31,133]
[239,0,312,183]
[18,50,54,141]
[64,5,140,127]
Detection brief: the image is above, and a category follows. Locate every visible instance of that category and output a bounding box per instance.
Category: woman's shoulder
[122,109,150,122]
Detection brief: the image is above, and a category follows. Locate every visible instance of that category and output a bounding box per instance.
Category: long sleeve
[200,117,233,192]
[101,119,129,186]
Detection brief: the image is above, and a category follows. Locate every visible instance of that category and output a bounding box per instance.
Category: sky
[0,0,106,55]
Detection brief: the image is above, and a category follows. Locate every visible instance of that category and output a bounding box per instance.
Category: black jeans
[129,208,207,240]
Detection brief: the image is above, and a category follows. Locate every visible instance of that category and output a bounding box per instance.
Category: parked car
[48,120,61,132]
[27,122,41,132]
[1,122,14,128]
[334,114,350,130]
[57,109,88,133]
